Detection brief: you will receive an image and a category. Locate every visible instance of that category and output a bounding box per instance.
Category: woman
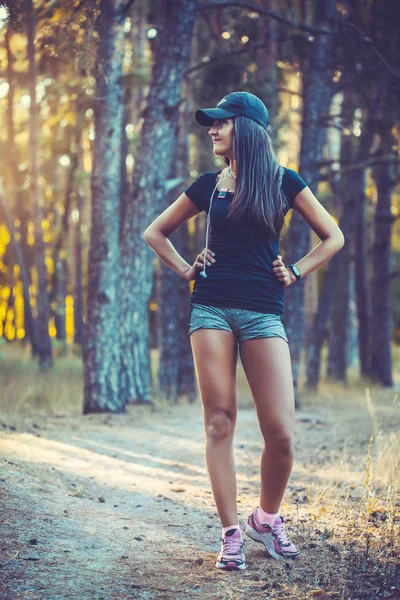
[144,91,345,571]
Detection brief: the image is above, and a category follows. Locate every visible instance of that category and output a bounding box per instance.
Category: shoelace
[221,536,246,556]
[267,519,291,547]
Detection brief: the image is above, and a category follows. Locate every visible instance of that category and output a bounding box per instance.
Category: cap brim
[195,108,237,126]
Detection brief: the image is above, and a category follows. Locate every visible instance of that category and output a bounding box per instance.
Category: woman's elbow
[143,227,155,241]
[337,231,345,247]
[332,231,345,250]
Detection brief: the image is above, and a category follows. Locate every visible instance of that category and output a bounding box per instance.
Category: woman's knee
[263,426,294,454]
[204,409,236,441]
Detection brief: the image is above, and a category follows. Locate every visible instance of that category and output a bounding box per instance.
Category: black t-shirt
[184,167,307,316]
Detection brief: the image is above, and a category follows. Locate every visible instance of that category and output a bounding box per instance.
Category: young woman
[144,91,345,571]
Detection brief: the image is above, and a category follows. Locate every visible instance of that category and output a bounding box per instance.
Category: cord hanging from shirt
[200,169,233,279]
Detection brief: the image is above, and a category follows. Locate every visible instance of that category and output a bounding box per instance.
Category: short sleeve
[184,172,209,213]
[282,167,308,210]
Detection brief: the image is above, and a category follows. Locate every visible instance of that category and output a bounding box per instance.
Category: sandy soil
[0,387,399,600]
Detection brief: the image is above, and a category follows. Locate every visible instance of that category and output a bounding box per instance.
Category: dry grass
[0,341,83,419]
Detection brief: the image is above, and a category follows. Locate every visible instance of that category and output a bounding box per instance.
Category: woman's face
[208,118,234,157]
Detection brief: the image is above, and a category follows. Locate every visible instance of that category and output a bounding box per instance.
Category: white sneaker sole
[215,559,247,570]
[243,522,283,559]
[244,522,300,560]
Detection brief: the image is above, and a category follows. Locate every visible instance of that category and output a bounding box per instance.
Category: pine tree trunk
[156,110,195,404]
[305,254,339,390]
[256,0,279,122]
[305,90,343,391]
[73,101,85,346]
[370,152,394,386]
[83,0,125,413]
[52,116,79,343]
[326,110,356,382]
[156,115,180,403]
[26,0,52,369]
[74,187,84,346]
[284,0,338,405]
[352,117,376,378]
[54,256,67,344]
[5,28,38,354]
[176,110,197,403]
[355,168,370,377]
[119,0,196,405]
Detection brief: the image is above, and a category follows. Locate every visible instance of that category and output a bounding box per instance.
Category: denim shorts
[188,303,289,344]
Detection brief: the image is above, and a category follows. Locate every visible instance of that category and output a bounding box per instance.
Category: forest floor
[0,344,399,600]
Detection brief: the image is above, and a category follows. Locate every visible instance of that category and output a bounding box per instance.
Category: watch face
[290,265,300,278]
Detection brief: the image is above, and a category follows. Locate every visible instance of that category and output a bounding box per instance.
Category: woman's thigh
[238,336,295,439]
[189,328,238,429]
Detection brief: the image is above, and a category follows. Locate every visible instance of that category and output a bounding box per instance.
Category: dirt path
[0,388,399,600]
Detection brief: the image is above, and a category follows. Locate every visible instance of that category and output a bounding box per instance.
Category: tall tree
[119,0,196,405]
[26,0,52,369]
[369,95,395,387]
[367,0,400,387]
[326,91,358,383]
[353,115,376,380]
[73,100,85,346]
[175,102,197,404]
[5,24,38,354]
[284,0,339,405]
[83,0,126,413]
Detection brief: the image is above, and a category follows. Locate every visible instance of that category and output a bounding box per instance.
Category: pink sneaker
[244,508,300,560]
[215,527,247,570]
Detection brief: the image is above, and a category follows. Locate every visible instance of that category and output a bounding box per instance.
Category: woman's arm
[274,186,345,287]
[144,192,215,281]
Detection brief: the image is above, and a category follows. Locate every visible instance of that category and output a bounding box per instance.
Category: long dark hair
[221,116,288,239]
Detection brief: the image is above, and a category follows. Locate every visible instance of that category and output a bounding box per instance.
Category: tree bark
[83,0,125,413]
[26,0,52,369]
[74,186,84,346]
[176,100,197,403]
[284,0,338,406]
[370,139,394,386]
[5,26,38,354]
[305,251,339,390]
[119,0,196,405]
[52,150,75,344]
[354,166,370,377]
[352,113,376,380]
[304,90,342,391]
[326,128,356,383]
[73,100,85,346]
[155,112,181,403]
[255,0,280,123]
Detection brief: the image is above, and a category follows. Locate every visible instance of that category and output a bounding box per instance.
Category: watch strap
[288,264,301,280]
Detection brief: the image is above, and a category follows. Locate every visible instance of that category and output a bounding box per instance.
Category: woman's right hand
[184,248,216,281]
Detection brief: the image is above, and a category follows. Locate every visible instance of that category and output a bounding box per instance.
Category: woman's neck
[229,160,237,177]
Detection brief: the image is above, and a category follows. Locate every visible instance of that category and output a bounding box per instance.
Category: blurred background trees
[0,0,399,411]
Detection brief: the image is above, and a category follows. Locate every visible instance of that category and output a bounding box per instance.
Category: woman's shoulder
[184,170,222,212]
[282,165,299,179]
[207,169,223,179]
[192,169,222,182]
[280,165,308,207]
[281,165,307,187]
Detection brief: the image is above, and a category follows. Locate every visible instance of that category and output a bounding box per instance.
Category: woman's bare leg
[239,337,295,512]
[190,328,239,527]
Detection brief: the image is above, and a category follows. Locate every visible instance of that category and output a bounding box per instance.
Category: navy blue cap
[195,91,269,129]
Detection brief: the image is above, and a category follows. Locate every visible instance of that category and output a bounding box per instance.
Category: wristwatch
[288,264,301,281]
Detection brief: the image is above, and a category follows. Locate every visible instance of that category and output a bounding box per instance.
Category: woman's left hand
[272,255,296,288]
